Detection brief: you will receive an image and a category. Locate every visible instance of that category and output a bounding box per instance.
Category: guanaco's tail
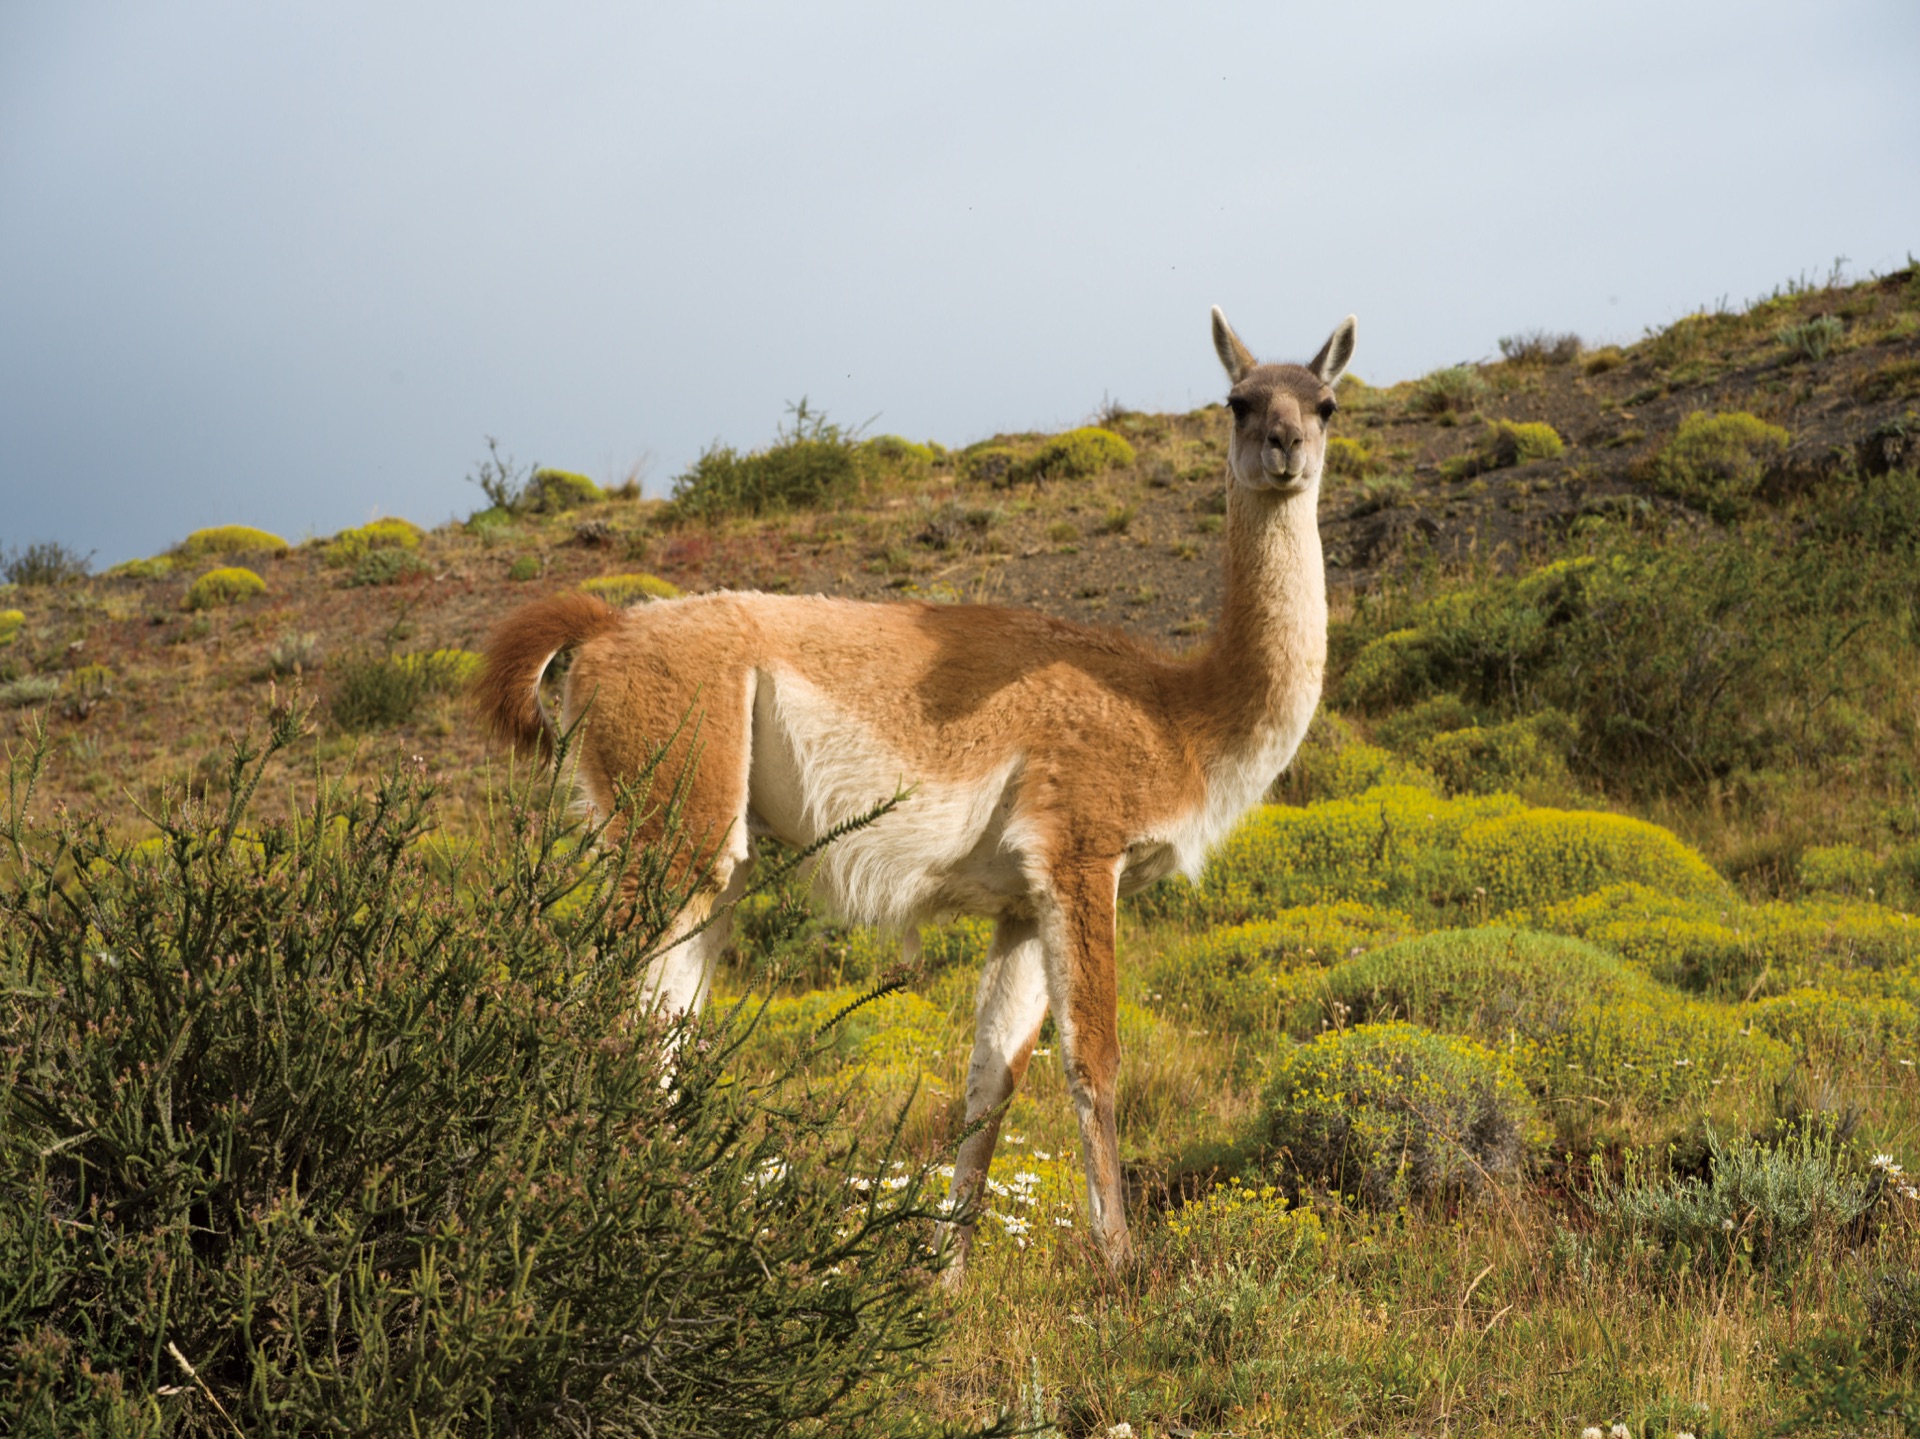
[472,592,622,759]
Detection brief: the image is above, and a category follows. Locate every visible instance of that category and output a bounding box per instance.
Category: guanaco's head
[1211,308,1357,496]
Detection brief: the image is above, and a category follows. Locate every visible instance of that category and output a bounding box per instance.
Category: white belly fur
[747,669,1028,930]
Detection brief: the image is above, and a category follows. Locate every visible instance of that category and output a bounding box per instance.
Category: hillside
[4,264,1916,884]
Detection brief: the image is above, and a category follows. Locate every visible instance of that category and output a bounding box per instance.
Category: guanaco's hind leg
[638,846,753,1015]
[939,915,1049,1286]
[1039,860,1131,1268]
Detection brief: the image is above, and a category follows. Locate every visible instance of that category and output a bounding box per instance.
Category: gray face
[1225,363,1337,493]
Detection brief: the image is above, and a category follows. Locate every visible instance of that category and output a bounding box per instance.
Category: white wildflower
[847,1176,873,1192]
[1582,1429,1605,1439]
[881,1175,910,1191]
[1005,1132,1027,1145]
[1054,1216,1074,1228]
[1034,1046,1053,1058]
[1611,1425,1632,1439]
[1107,1425,1135,1438]
[1014,1171,1042,1187]
[1033,1149,1053,1161]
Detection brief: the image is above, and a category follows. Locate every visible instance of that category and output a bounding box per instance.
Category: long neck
[1189,480,1328,753]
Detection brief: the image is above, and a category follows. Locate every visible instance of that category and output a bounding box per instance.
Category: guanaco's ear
[1211,306,1256,384]
[1309,315,1358,386]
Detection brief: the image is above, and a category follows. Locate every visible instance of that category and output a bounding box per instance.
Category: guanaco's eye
[1317,397,1337,422]
[1227,396,1250,420]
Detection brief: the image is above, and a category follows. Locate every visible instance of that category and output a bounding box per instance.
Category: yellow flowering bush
[1275,711,1440,805]
[1147,903,1411,1032]
[1644,410,1792,520]
[579,572,683,606]
[395,648,481,690]
[175,525,289,559]
[0,610,22,646]
[322,517,424,567]
[1322,435,1378,478]
[1416,710,1580,802]
[738,986,952,1083]
[1139,787,1721,927]
[1301,928,1784,1116]
[1439,420,1566,479]
[528,468,603,512]
[1154,1176,1325,1281]
[1526,885,1920,996]
[1261,1021,1539,1209]
[1456,805,1723,913]
[1744,988,1920,1061]
[184,566,266,610]
[1013,427,1135,485]
[106,556,174,580]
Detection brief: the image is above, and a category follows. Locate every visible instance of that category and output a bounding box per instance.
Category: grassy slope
[6,266,1920,1435]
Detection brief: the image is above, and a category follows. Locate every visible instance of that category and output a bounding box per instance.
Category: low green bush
[1148,904,1411,1034]
[1011,427,1135,486]
[322,517,424,567]
[956,443,1022,486]
[671,400,866,521]
[1440,420,1566,480]
[1138,787,1720,927]
[1778,314,1846,363]
[1415,710,1580,802]
[345,547,430,587]
[1745,988,1920,1060]
[0,713,968,1437]
[0,675,59,709]
[1260,1021,1538,1209]
[1302,929,1783,1115]
[508,554,540,582]
[1409,365,1486,416]
[1322,435,1378,478]
[1585,1124,1875,1274]
[1272,711,1440,805]
[184,566,266,610]
[106,555,174,579]
[864,435,938,474]
[4,540,91,586]
[1643,410,1792,521]
[528,467,603,512]
[175,525,288,559]
[328,648,474,731]
[580,572,683,606]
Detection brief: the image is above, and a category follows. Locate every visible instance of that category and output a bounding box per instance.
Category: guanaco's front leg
[1039,857,1131,1269]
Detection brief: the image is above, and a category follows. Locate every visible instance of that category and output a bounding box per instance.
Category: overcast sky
[3,1,1916,566]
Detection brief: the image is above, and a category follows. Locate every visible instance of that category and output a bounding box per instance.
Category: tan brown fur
[474,307,1355,1281]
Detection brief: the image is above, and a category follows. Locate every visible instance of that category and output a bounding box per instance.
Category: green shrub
[1498,331,1582,365]
[1260,1022,1537,1208]
[1138,787,1720,927]
[1582,346,1626,375]
[1644,410,1791,521]
[1415,710,1580,801]
[1147,903,1413,1034]
[0,675,59,709]
[1409,365,1486,416]
[956,443,1022,486]
[508,554,540,582]
[0,609,22,646]
[175,526,289,559]
[1526,885,1920,997]
[1274,725,1440,805]
[1011,427,1135,486]
[1745,988,1920,1060]
[864,435,938,474]
[1302,929,1780,1115]
[1778,314,1846,363]
[528,467,603,512]
[671,399,866,521]
[1585,1124,1874,1274]
[345,547,430,587]
[2,541,92,586]
[184,566,266,610]
[580,572,683,606]
[1369,693,1478,753]
[106,555,174,579]
[1799,842,1913,903]
[1322,435,1377,478]
[0,714,967,1438]
[321,516,424,567]
[328,648,474,731]
[1332,522,1911,796]
[1440,420,1566,480]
